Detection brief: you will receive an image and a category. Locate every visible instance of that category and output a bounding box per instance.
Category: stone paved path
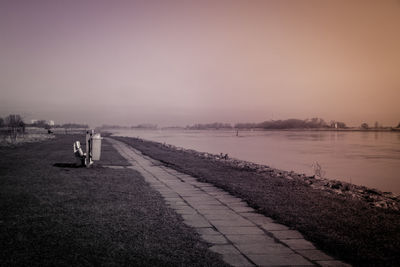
[108,138,350,267]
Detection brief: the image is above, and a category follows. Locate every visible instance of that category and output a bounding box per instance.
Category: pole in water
[236,130,239,136]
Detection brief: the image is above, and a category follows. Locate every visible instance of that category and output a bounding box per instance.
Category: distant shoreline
[99,126,399,132]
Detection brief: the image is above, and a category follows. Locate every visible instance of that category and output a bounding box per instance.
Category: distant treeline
[186,118,346,130]
[235,118,346,129]
[29,120,88,129]
[56,123,89,129]
[99,123,158,130]
[187,122,232,130]
[0,115,88,130]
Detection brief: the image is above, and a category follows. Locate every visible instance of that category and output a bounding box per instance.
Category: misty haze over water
[113,129,400,195]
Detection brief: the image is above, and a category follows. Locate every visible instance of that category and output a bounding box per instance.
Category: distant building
[48,120,55,126]
[31,119,38,124]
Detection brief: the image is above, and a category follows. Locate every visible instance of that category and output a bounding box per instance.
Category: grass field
[114,136,400,267]
[0,134,228,266]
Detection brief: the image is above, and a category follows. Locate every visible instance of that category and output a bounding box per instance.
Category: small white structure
[91,133,102,161]
[74,130,102,167]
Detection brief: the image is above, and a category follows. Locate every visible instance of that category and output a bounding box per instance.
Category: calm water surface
[112,129,400,194]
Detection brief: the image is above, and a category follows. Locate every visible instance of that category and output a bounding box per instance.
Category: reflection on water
[113,129,400,194]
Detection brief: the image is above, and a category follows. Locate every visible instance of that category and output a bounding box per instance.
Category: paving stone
[241,213,274,223]
[182,214,207,221]
[201,187,224,193]
[163,182,185,187]
[164,169,180,175]
[178,191,204,196]
[189,201,222,207]
[282,239,316,250]
[184,219,212,228]
[195,182,212,187]
[198,186,221,190]
[184,196,219,201]
[231,206,255,213]
[210,245,241,255]
[316,260,351,266]
[148,171,168,176]
[236,243,293,255]
[176,174,193,179]
[201,234,229,244]
[175,205,195,211]
[228,202,250,207]
[226,234,275,244]
[167,202,188,209]
[270,230,304,240]
[165,198,185,203]
[196,227,221,235]
[203,214,244,221]
[198,208,234,215]
[210,219,255,227]
[175,207,198,215]
[189,182,210,187]
[297,249,333,261]
[216,226,265,235]
[194,205,228,210]
[260,222,289,231]
[217,198,245,204]
[185,198,220,205]
[247,253,313,266]
[208,192,231,196]
[161,194,181,199]
[183,179,199,184]
[222,254,254,267]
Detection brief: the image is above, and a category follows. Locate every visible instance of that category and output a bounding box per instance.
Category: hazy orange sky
[1,0,399,127]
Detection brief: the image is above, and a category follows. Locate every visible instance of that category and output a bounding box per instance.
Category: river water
[112,129,400,194]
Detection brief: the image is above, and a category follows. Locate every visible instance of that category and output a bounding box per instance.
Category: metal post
[85,130,94,167]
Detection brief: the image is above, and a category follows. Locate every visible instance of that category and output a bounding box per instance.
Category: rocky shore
[159,141,400,211]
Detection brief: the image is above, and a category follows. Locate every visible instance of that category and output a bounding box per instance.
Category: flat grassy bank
[0,134,227,266]
[114,136,400,266]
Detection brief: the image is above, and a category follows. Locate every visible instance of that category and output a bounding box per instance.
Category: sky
[1,0,399,127]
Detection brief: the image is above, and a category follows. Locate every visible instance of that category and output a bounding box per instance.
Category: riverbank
[114,136,400,266]
[155,143,400,211]
[0,134,227,266]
